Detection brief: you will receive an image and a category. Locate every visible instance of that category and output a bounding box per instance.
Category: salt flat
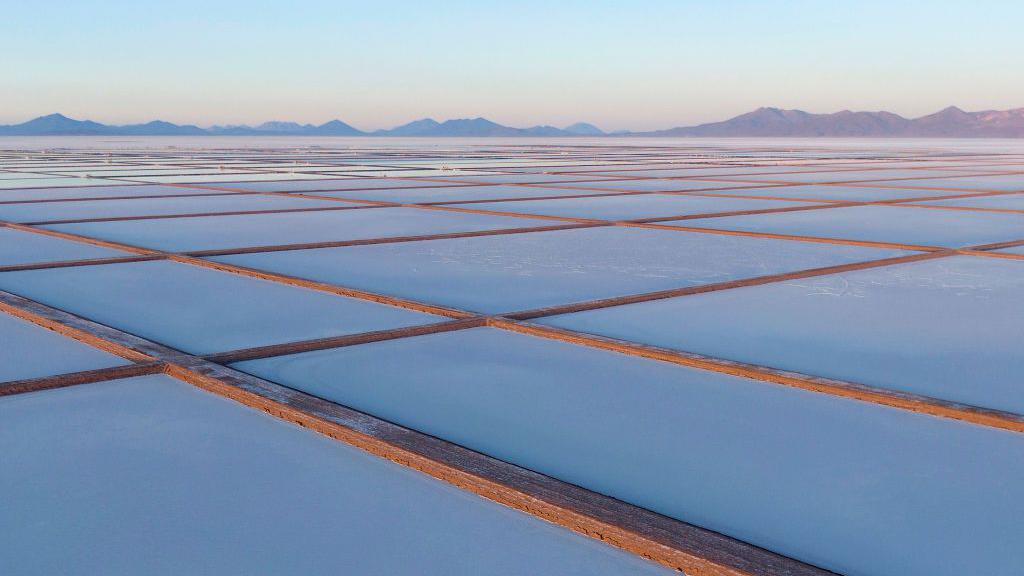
[2,138,1023,576]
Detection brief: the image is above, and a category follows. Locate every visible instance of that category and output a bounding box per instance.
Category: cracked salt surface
[867,174,1024,191]
[42,206,536,252]
[453,193,815,220]
[311,184,624,202]
[0,194,357,223]
[680,204,1024,247]
[0,375,673,576]
[725,169,979,184]
[543,255,1024,413]
[211,177,468,192]
[0,184,221,202]
[913,192,1024,210]
[691,184,973,201]
[214,226,910,313]
[237,327,1024,576]
[0,312,129,382]
[0,227,127,267]
[0,260,438,354]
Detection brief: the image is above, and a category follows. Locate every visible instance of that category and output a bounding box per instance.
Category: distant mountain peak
[374,118,442,136]
[311,119,362,135]
[443,117,501,126]
[257,121,313,131]
[636,105,1024,137]
[28,113,90,124]
[370,116,594,137]
[5,113,110,135]
[563,122,605,135]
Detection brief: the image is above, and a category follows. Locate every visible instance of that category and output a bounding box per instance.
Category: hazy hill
[372,118,442,136]
[117,120,206,135]
[0,113,114,135]
[563,122,606,135]
[637,106,1024,137]
[393,117,519,137]
[208,119,364,136]
[375,118,570,137]
[904,106,1024,137]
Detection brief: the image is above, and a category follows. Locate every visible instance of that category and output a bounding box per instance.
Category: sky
[2,0,1022,131]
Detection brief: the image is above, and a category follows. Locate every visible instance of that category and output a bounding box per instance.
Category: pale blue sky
[2,1,1021,130]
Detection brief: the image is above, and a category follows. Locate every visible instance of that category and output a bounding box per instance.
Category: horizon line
[4,103,1023,132]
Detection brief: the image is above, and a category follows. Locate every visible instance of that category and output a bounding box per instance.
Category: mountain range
[3,107,1024,137]
[642,106,1024,137]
